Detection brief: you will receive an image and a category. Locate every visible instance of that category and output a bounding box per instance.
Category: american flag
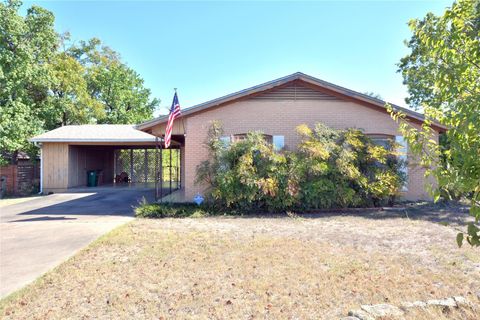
[164,92,181,148]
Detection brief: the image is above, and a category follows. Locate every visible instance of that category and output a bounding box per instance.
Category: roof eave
[136,72,447,132]
[295,74,447,130]
[29,138,158,143]
[136,73,305,130]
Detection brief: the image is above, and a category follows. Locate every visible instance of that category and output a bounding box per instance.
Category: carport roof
[30,125,158,143]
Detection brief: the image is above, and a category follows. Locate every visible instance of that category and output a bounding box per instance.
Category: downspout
[34,142,43,194]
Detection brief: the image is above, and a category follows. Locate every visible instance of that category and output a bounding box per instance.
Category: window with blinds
[219,134,285,151]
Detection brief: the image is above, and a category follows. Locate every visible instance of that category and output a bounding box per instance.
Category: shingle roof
[136,72,447,131]
[30,124,158,143]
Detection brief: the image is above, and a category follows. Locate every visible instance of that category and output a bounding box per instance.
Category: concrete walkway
[0,187,154,298]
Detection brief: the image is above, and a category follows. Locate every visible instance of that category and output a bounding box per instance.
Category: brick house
[31,72,446,201]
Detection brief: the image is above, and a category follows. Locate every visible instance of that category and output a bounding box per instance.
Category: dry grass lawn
[1,206,479,319]
[0,196,42,208]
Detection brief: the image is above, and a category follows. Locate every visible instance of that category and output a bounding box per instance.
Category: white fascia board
[29,138,157,143]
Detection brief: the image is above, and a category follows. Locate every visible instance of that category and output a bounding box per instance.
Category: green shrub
[296,123,406,208]
[196,121,406,213]
[135,200,209,218]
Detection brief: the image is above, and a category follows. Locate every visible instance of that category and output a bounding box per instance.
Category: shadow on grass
[139,201,473,226]
[242,202,472,226]
[295,202,472,225]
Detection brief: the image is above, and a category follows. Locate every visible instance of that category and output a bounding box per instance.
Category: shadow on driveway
[2,187,162,223]
[15,191,147,217]
[12,216,78,222]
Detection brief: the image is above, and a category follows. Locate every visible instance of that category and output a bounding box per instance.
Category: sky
[24,0,452,116]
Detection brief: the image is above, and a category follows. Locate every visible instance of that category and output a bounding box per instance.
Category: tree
[392,0,480,246]
[0,1,159,164]
[41,50,104,129]
[0,0,58,163]
[67,38,159,124]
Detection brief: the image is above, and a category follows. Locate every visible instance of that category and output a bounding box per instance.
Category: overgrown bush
[196,121,406,213]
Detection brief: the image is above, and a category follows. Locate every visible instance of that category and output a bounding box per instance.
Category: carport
[30,125,183,199]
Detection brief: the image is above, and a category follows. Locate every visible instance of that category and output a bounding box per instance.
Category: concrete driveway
[0,187,154,298]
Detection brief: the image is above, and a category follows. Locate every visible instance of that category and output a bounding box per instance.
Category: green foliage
[0,1,159,163]
[296,123,405,209]
[196,122,405,213]
[41,51,104,129]
[0,0,57,163]
[135,200,209,218]
[67,38,159,125]
[393,0,480,246]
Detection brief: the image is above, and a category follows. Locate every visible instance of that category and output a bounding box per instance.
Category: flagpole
[159,136,163,202]
[169,146,172,197]
[173,88,186,136]
[155,136,159,201]
[164,88,182,201]
[170,88,177,201]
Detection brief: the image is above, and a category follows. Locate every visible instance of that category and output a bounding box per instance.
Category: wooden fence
[0,161,40,197]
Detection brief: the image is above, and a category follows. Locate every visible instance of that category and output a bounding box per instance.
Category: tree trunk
[10,150,18,165]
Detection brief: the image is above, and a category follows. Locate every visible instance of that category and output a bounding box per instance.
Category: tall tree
[0,2,159,164]
[41,36,104,129]
[0,0,57,163]
[68,39,159,124]
[392,0,480,246]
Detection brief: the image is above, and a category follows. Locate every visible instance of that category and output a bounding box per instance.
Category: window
[231,134,273,144]
[273,135,285,151]
[231,134,247,143]
[369,134,394,150]
[368,134,408,191]
[219,136,231,147]
[395,135,408,191]
[224,134,284,151]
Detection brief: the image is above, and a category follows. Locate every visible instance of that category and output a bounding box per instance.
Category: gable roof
[137,72,446,132]
[30,124,158,143]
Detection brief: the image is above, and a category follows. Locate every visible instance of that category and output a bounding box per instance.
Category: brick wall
[151,86,439,202]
